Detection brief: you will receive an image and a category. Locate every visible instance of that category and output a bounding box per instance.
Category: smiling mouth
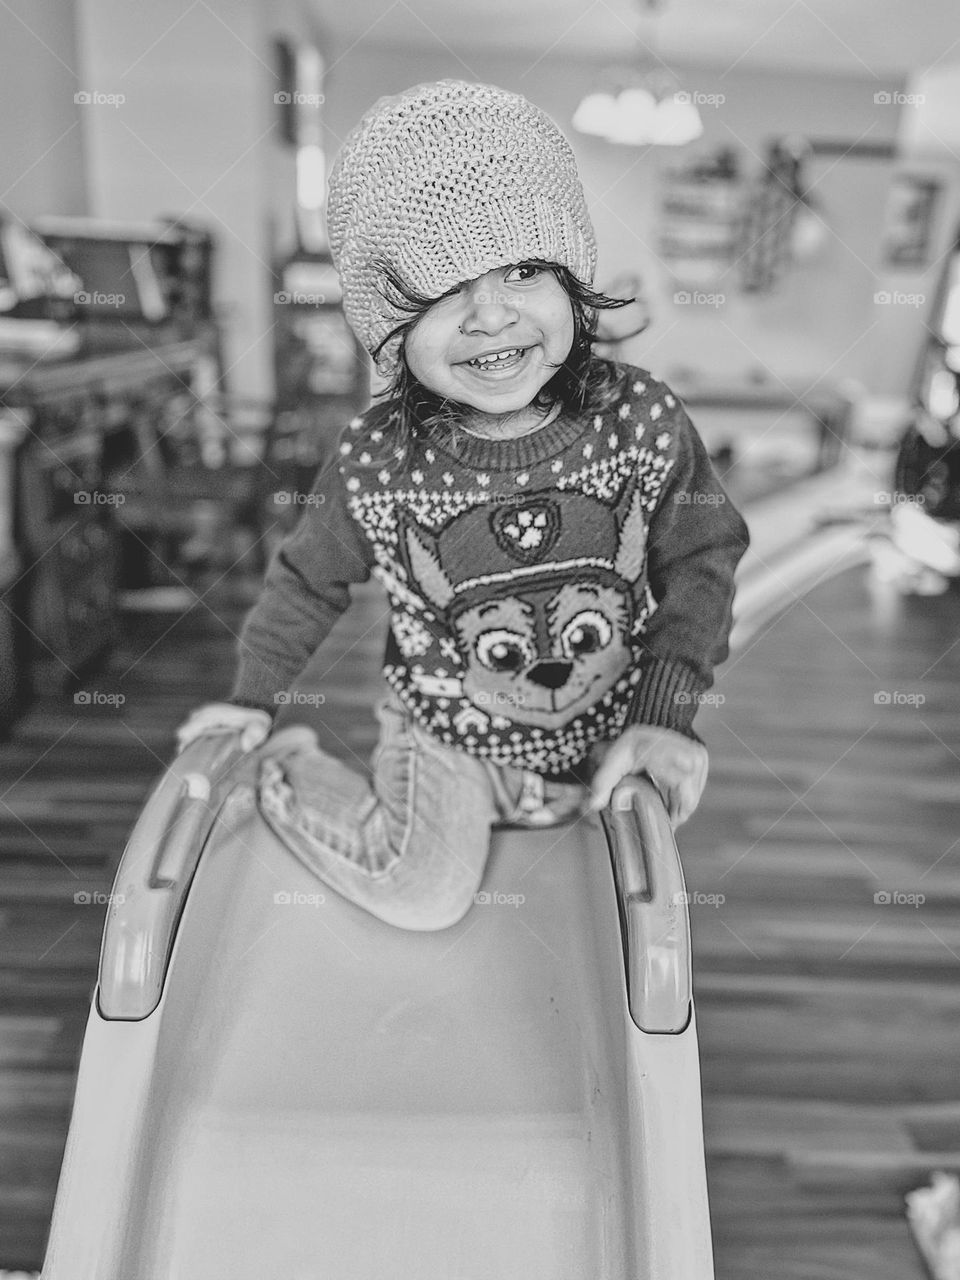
[463,346,530,372]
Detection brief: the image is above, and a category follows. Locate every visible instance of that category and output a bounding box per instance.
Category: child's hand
[176,702,273,755]
[588,725,708,828]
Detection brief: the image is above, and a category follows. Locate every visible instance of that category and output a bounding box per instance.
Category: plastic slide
[41,731,715,1279]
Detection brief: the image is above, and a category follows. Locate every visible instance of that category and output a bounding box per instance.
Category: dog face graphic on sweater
[401,480,648,729]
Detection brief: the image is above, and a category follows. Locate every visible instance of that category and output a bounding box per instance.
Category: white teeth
[471,347,523,367]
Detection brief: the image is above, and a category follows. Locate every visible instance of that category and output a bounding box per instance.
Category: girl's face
[403,263,575,433]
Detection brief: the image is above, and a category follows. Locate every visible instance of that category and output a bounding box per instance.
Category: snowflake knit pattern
[338,370,682,776]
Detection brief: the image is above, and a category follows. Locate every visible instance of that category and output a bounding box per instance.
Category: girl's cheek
[552,301,576,351]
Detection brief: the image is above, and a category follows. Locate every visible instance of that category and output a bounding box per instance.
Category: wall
[74,0,320,400]
[0,0,87,223]
[900,62,960,158]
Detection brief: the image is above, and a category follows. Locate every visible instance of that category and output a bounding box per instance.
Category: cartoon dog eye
[559,610,613,658]
[475,628,535,673]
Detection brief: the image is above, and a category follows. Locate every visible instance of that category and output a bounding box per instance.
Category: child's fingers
[175,704,272,754]
[668,760,709,828]
[590,747,677,813]
[587,742,633,811]
[608,762,703,827]
[588,729,709,817]
[239,718,272,752]
[590,758,671,814]
[667,782,691,828]
[643,771,682,826]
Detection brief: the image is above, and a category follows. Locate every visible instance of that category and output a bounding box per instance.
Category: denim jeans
[257,690,591,931]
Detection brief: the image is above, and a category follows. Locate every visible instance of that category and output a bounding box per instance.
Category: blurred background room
[1,0,960,1276]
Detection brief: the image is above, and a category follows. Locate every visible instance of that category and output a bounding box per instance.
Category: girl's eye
[475,629,533,672]
[559,610,613,658]
[504,263,543,284]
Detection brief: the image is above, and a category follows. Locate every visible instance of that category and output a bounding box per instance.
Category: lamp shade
[573,84,704,147]
[607,87,658,145]
[572,92,621,138]
[653,95,704,146]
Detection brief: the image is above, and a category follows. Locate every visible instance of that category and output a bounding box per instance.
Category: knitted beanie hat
[326,79,597,372]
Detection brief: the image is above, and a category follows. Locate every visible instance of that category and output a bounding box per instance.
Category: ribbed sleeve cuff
[228,666,283,715]
[229,692,279,716]
[628,656,706,741]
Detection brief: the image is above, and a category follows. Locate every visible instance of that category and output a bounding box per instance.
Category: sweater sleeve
[628,387,750,738]
[230,455,376,713]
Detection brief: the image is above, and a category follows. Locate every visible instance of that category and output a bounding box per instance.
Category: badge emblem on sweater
[399,479,649,733]
[492,500,560,563]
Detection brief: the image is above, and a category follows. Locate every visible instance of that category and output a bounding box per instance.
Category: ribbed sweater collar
[428,411,592,471]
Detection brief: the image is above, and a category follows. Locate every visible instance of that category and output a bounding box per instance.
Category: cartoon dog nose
[526,659,573,690]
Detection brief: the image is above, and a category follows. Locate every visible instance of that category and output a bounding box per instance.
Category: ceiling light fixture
[573,0,703,147]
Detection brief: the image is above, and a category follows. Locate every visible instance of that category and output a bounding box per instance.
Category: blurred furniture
[0,211,231,719]
[890,219,960,581]
[1,336,271,705]
[32,214,218,354]
[0,217,370,726]
[894,219,960,519]
[737,138,812,294]
[738,136,896,294]
[272,249,369,480]
[659,149,743,289]
[0,409,29,731]
[12,374,118,694]
[671,374,854,472]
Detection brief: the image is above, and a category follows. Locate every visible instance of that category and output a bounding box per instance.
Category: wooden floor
[689,567,960,1279]
[1,548,958,1275]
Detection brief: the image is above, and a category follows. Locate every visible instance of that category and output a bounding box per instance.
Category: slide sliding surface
[42,744,713,1280]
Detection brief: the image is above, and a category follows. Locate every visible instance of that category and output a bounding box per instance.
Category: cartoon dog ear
[406,525,455,609]
[613,481,648,583]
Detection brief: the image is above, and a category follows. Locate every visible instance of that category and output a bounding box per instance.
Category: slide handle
[97,733,249,1020]
[600,774,693,1034]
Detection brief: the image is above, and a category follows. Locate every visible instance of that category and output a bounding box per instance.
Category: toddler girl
[177,79,749,930]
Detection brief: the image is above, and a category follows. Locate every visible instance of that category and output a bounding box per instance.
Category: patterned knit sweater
[232,362,749,777]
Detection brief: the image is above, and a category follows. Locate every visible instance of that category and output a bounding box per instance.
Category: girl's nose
[459,279,520,335]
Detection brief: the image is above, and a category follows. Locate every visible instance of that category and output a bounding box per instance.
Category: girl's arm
[590,390,749,824]
[628,391,750,740]
[229,453,376,714]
